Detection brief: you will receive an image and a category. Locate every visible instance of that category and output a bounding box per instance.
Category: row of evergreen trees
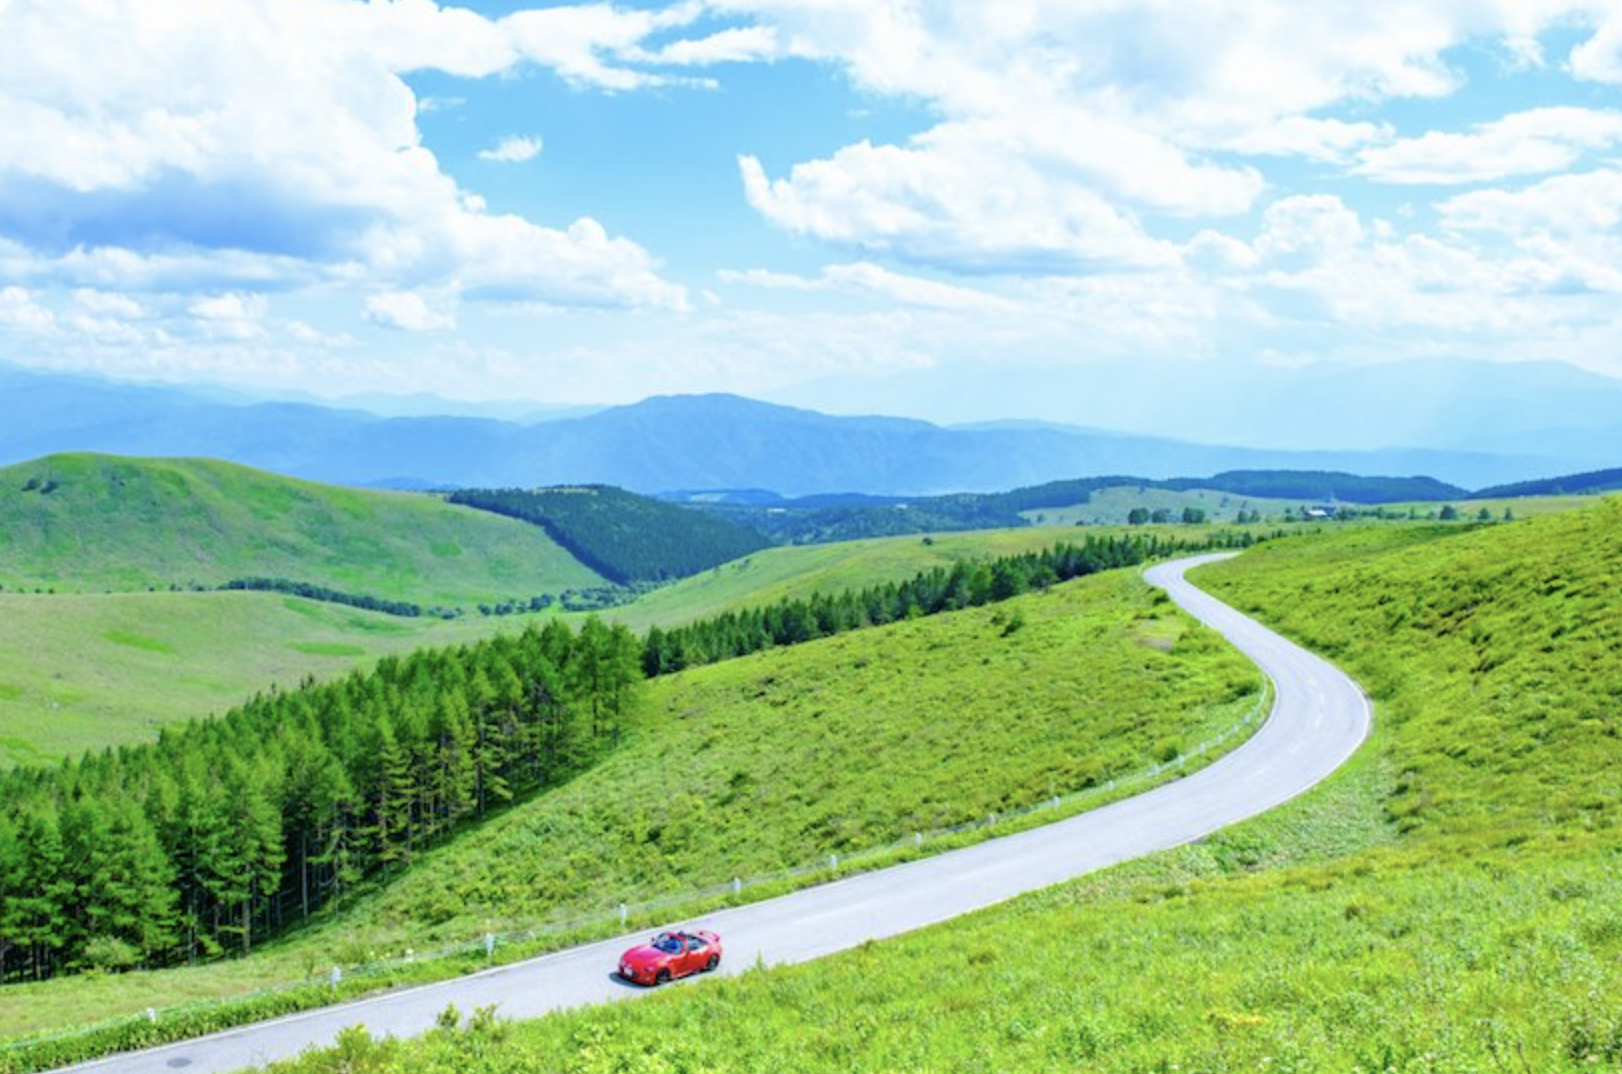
[0,619,642,981]
[221,577,457,619]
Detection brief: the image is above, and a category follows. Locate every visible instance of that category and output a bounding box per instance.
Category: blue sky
[2,0,1622,425]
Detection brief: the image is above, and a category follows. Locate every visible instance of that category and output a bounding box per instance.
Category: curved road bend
[61,553,1371,1074]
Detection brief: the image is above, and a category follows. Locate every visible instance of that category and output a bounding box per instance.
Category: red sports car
[618,929,722,985]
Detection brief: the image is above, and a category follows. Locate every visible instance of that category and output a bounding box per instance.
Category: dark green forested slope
[1471,465,1622,500]
[448,486,771,585]
[0,455,603,603]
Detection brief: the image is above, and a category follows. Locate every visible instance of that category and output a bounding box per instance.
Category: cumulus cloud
[0,0,686,311]
[1440,168,1622,237]
[1355,107,1622,184]
[718,0,1622,278]
[188,292,269,339]
[1568,11,1622,83]
[365,290,456,331]
[738,126,1185,274]
[478,135,544,164]
[0,287,56,333]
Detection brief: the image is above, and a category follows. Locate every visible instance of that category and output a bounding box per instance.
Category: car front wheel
[656,969,671,985]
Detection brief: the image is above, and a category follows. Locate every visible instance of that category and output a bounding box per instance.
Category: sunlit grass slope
[0,454,603,602]
[0,568,1260,1037]
[275,501,1622,1073]
[0,591,505,767]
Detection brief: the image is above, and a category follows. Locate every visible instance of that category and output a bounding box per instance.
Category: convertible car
[618,928,723,985]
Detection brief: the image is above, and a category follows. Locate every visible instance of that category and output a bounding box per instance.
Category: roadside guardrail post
[330,966,341,991]
[732,877,742,895]
[485,933,495,965]
[619,903,628,926]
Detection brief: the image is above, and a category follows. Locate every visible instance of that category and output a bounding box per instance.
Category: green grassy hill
[0,454,603,603]
[261,500,1622,1073]
[0,567,1260,1041]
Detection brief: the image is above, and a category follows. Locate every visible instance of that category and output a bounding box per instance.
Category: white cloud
[188,292,269,339]
[0,0,686,311]
[1221,117,1391,163]
[1440,169,1622,237]
[1355,107,1622,184]
[73,289,147,319]
[0,287,56,333]
[738,125,1184,273]
[478,135,544,164]
[640,25,780,66]
[500,1,709,90]
[713,0,1499,273]
[1568,11,1622,84]
[365,290,456,331]
[721,261,1015,311]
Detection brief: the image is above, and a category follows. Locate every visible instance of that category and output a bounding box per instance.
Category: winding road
[60,553,1371,1074]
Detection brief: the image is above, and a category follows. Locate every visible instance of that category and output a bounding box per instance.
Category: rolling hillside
[0,525,1087,768]
[0,454,604,603]
[0,566,1260,1043]
[262,499,1622,1072]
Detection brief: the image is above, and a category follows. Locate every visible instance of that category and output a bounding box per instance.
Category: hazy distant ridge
[0,365,1581,494]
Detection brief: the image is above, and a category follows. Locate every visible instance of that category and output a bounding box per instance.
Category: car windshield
[651,934,683,954]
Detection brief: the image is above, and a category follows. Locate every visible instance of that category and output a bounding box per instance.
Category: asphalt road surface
[61,553,1371,1074]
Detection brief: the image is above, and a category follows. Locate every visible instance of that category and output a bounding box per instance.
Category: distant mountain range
[782,356,1622,464]
[0,362,1600,495]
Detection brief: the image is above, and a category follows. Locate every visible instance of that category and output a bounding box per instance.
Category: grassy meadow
[264,499,1622,1073]
[0,567,1261,1040]
[0,591,508,767]
[0,454,602,602]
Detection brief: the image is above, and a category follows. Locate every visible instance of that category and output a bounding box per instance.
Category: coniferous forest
[447,486,770,585]
[0,619,643,981]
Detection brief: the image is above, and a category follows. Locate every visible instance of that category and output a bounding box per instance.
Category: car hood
[620,944,670,967]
